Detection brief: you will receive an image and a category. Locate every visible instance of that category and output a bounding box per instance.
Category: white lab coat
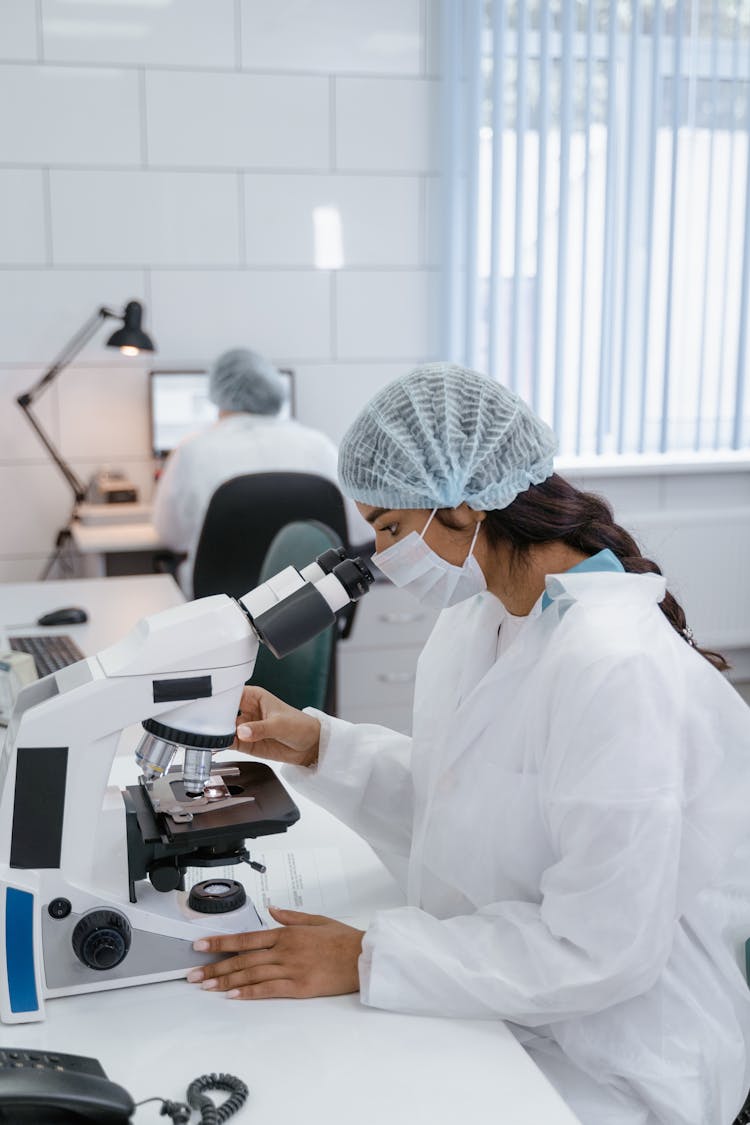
[284,570,750,1125]
[152,414,369,595]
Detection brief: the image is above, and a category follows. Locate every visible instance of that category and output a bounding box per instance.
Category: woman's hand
[187,908,364,999]
[235,686,321,768]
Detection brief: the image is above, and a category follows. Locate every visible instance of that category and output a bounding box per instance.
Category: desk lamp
[17,300,156,579]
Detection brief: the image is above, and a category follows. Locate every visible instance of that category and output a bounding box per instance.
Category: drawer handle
[377,613,424,624]
[377,672,415,684]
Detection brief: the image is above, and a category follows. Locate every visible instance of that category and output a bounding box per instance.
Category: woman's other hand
[187,909,363,999]
[235,685,321,768]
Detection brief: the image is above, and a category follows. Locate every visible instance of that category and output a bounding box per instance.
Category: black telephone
[0,1047,133,1123]
[0,1046,249,1124]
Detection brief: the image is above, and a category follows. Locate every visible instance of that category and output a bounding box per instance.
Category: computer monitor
[149,368,295,458]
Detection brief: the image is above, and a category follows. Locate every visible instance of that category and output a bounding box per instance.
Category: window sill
[555,451,750,478]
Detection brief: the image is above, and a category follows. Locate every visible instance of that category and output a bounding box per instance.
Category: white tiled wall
[243,174,422,266]
[335,77,438,171]
[50,171,243,266]
[0,0,439,581]
[41,0,237,69]
[0,171,46,263]
[238,0,421,74]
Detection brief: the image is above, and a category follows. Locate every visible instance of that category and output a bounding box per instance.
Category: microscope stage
[125,760,300,847]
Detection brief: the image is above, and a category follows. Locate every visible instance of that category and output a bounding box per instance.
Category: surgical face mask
[372,509,487,609]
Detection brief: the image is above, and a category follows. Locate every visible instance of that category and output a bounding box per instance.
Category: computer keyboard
[8,634,85,678]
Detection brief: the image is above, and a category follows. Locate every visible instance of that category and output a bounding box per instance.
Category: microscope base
[0,869,263,1024]
[0,765,301,1023]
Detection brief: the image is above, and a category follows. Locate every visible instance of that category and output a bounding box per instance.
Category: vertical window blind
[439,0,750,457]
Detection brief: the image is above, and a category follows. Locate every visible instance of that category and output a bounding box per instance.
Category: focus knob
[72,910,131,971]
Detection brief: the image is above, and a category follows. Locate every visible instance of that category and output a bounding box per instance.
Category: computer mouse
[36,607,88,627]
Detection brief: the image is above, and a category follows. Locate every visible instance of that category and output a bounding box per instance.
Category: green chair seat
[249,520,342,712]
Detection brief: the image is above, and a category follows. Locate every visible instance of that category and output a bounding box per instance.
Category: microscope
[0,548,373,1023]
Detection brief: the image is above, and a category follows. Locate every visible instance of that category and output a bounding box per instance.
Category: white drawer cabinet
[339,647,419,708]
[337,582,439,733]
[344,584,438,652]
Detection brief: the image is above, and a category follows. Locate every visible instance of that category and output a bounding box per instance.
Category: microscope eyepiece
[313,546,348,574]
[248,553,374,659]
[332,557,374,600]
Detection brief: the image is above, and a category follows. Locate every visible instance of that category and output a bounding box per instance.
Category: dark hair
[444,473,729,671]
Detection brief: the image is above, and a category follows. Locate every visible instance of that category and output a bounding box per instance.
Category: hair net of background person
[338,363,558,512]
[209,347,286,416]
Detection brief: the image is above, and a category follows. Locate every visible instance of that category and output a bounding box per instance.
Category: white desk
[0,575,182,654]
[70,518,166,579]
[71,522,162,555]
[0,577,580,1125]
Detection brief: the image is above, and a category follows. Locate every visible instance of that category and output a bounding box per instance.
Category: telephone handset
[0,1047,249,1123]
[0,1049,133,1123]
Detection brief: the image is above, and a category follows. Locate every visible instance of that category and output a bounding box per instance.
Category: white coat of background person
[152,348,368,595]
[186,365,750,1125]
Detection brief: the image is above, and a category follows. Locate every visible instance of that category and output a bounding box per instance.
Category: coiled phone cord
[137,1071,249,1123]
[186,1073,249,1123]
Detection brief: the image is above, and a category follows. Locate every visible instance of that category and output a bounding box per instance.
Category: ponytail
[479,474,729,671]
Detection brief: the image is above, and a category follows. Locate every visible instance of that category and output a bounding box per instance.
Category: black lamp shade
[106,300,155,353]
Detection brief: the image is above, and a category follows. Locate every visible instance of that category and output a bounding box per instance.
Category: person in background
[152,347,368,595]
[187,364,750,1125]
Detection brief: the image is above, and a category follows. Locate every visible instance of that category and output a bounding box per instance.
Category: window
[439,0,750,456]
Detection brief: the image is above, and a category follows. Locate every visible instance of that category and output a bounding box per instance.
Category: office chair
[249,520,343,713]
[192,472,350,601]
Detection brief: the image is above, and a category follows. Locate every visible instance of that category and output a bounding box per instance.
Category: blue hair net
[338,364,557,511]
[209,348,285,415]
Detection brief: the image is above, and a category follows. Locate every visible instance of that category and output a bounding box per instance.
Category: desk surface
[0,577,580,1125]
[70,520,163,553]
[0,574,183,652]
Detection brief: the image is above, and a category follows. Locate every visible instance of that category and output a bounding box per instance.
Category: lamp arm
[18,307,116,406]
[15,305,119,505]
[16,400,88,503]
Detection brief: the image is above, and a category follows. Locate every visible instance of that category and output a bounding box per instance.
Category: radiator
[622,507,750,654]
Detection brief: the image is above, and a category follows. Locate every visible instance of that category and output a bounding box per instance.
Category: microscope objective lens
[183,748,213,796]
[135,732,177,779]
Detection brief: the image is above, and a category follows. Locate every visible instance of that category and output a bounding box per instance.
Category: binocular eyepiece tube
[244,554,374,659]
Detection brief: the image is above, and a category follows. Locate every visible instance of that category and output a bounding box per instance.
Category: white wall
[0,0,440,581]
[560,463,750,684]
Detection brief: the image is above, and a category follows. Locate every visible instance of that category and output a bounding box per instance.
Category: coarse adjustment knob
[71,909,132,971]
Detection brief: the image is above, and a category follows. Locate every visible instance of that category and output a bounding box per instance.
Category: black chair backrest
[192,471,349,600]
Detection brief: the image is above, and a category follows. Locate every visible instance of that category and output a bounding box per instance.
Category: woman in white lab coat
[188,365,750,1125]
